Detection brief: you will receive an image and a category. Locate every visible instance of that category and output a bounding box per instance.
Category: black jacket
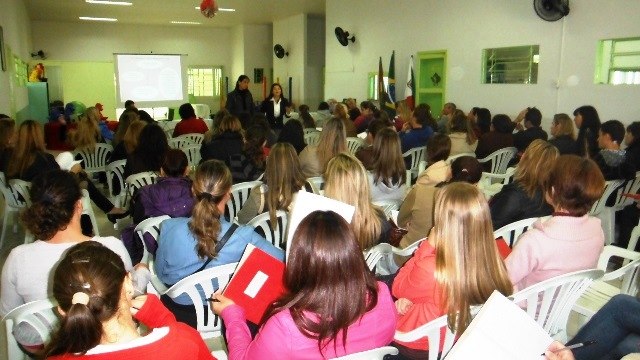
[260,97,290,130]
[489,182,553,230]
[200,131,244,167]
[513,127,548,153]
[549,135,578,155]
[592,149,637,181]
[225,89,255,117]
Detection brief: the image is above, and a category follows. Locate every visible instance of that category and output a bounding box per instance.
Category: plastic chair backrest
[478,147,517,174]
[181,144,202,168]
[446,152,476,164]
[306,176,324,195]
[125,172,159,197]
[225,181,262,222]
[611,171,640,210]
[164,262,237,336]
[494,217,538,248]
[304,132,321,146]
[303,128,319,135]
[176,133,204,145]
[509,268,604,341]
[373,200,400,218]
[330,346,399,360]
[590,179,624,216]
[75,143,113,174]
[8,179,32,207]
[346,137,365,155]
[135,215,171,265]
[0,173,24,209]
[597,246,640,295]
[364,243,393,272]
[106,159,127,200]
[246,210,288,250]
[168,137,196,149]
[393,313,457,360]
[2,298,58,360]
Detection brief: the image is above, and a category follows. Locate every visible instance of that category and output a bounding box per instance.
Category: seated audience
[356,119,390,170]
[237,143,308,224]
[506,154,605,290]
[200,114,244,166]
[155,160,284,327]
[43,242,214,360]
[393,100,412,132]
[617,122,640,249]
[315,101,331,128]
[625,122,640,168]
[277,119,306,154]
[137,109,155,123]
[229,125,267,183]
[113,109,139,146]
[2,120,59,181]
[490,139,558,229]
[69,107,105,150]
[335,103,358,137]
[475,107,492,136]
[299,117,347,177]
[415,133,452,186]
[512,107,548,153]
[173,103,209,137]
[436,102,456,134]
[297,104,316,129]
[124,124,169,179]
[475,114,515,160]
[212,211,396,359]
[324,153,390,250]
[573,105,601,158]
[549,113,578,155]
[448,111,478,156]
[367,128,407,203]
[109,120,146,163]
[392,182,513,359]
[0,117,15,169]
[398,156,482,249]
[593,119,636,180]
[353,101,377,133]
[399,103,436,153]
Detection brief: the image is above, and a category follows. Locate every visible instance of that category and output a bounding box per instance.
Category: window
[13,56,27,87]
[595,37,640,85]
[367,72,389,100]
[188,67,222,97]
[482,45,539,84]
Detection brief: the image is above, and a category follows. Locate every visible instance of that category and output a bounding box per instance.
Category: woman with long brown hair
[212,210,396,359]
[155,160,283,327]
[3,120,58,181]
[334,102,358,137]
[236,142,308,224]
[229,124,267,183]
[299,117,347,177]
[200,114,244,165]
[368,128,406,203]
[69,107,103,150]
[109,120,147,163]
[393,182,513,359]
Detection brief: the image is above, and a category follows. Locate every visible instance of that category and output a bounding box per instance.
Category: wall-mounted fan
[30,50,46,59]
[274,44,289,59]
[534,0,570,21]
[334,27,356,47]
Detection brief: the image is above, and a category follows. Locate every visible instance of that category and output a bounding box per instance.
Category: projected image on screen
[116,54,184,103]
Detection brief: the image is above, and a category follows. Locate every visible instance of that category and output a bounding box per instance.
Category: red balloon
[200,0,218,18]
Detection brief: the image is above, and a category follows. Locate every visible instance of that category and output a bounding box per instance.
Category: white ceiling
[24,0,326,28]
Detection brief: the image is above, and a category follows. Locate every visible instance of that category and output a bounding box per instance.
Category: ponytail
[45,301,103,357]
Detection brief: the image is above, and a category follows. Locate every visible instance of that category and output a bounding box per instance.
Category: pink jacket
[220,282,396,360]
[505,215,604,291]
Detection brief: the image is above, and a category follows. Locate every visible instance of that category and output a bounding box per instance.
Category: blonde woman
[549,113,578,155]
[69,107,103,150]
[392,182,513,359]
[298,117,347,177]
[200,114,244,165]
[324,153,390,250]
[155,160,284,327]
[368,128,407,203]
[113,109,139,146]
[334,103,358,137]
[490,139,559,229]
[237,143,309,224]
[3,120,58,181]
[109,120,147,163]
[448,111,478,156]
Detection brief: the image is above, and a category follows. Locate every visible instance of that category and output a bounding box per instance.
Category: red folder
[495,237,512,259]
[223,244,286,324]
[623,193,640,200]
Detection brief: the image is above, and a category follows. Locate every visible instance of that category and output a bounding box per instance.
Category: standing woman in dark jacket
[549,113,578,155]
[200,115,244,166]
[260,83,290,131]
[225,75,254,118]
[489,139,559,230]
[574,105,601,158]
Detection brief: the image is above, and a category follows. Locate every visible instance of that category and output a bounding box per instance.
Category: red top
[48,295,215,360]
[173,117,209,137]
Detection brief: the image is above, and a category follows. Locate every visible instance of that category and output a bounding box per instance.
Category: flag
[378,57,385,102]
[405,55,416,110]
[378,56,396,117]
[388,51,396,103]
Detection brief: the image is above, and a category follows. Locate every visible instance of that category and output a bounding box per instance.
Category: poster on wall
[254,68,263,83]
[0,26,6,72]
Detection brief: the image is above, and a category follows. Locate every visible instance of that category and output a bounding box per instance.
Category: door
[416,50,447,118]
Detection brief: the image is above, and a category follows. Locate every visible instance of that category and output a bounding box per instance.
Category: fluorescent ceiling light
[79,16,118,22]
[194,6,235,11]
[86,0,132,5]
[171,21,201,25]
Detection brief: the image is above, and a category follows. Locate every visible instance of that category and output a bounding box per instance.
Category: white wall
[325,0,640,126]
[0,0,32,118]
[273,14,306,105]
[305,15,326,108]
[229,24,273,101]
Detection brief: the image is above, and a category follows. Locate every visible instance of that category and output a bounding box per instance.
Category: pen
[541,340,597,356]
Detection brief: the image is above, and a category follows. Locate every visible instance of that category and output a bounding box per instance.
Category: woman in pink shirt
[212,210,396,359]
[506,155,606,290]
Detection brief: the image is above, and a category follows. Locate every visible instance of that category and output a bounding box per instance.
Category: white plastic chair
[246,210,288,250]
[510,268,604,342]
[373,200,400,218]
[590,179,625,245]
[0,172,26,248]
[176,133,205,145]
[125,172,159,197]
[394,314,457,360]
[168,137,196,149]
[478,167,516,198]
[599,172,640,245]
[306,176,324,195]
[346,137,365,155]
[106,159,127,206]
[364,239,425,275]
[2,298,58,360]
[446,152,476,164]
[181,144,202,169]
[135,215,170,266]
[225,180,262,222]
[493,217,538,248]
[8,179,34,243]
[477,147,517,174]
[303,128,319,135]
[74,143,113,176]
[304,132,321,146]
[163,262,237,339]
[403,146,426,187]
[573,246,640,321]
[331,346,399,359]
[364,243,394,273]
[80,189,100,237]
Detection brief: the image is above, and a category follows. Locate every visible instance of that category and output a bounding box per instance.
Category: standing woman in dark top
[549,113,578,155]
[574,105,601,158]
[225,75,254,118]
[4,120,59,181]
[124,124,169,179]
[260,83,290,131]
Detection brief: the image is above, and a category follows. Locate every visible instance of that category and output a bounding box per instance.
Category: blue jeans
[569,294,640,360]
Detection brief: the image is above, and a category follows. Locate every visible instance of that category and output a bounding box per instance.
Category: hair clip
[197,192,215,202]
[72,258,90,264]
[72,292,90,306]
